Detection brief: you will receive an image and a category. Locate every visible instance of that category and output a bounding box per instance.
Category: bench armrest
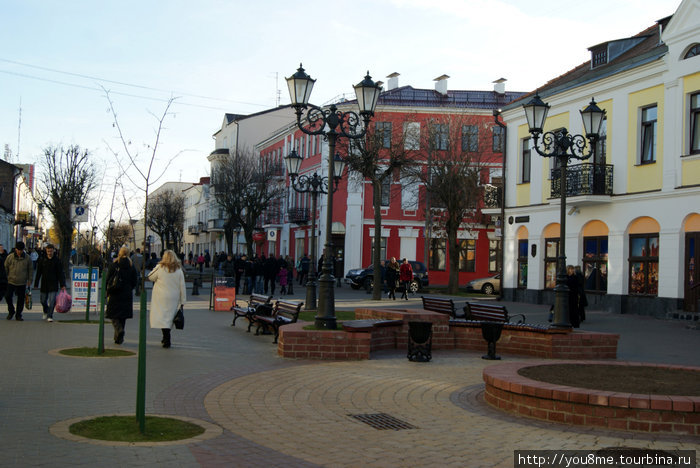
[508,313,526,324]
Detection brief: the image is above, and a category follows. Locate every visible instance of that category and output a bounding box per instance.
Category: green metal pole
[85,264,93,321]
[135,286,147,432]
[97,271,106,354]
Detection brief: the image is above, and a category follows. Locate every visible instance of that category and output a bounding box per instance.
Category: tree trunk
[372,180,383,300]
[446,222,459,295]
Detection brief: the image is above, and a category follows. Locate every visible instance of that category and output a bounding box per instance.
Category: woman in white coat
[147,250,187,348]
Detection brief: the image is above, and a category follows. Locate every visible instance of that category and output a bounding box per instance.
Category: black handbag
[173,305,185,330]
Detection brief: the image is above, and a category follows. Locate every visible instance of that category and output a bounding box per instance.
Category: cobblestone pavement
[0,285,698,467]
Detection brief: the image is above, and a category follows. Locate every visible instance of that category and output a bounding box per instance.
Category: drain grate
[349,413,417,431]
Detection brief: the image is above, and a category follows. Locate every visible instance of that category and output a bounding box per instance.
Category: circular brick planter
[483,361,700,435]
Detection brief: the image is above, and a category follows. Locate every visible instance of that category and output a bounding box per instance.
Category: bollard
[192,277,200,296]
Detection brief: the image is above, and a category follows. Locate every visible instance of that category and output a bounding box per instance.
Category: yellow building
[499,0,700,316]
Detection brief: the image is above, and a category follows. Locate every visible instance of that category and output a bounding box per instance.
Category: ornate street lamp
[523,94,605,328]
[285,149,345,312]
[286,64,381,329]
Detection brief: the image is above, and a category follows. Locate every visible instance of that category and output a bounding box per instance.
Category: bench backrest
[421,296,456,318]
[249,294,271,307]
[465,302,508,322]
[274,300,303,322]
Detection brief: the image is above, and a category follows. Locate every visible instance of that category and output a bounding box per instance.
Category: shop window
[458,239,476,272]
[488,239,501,273]
[543,238,559,290]
[430,238,446,271]
[517,239,528,288]
[629,234,659,295]
[583,236,608,293]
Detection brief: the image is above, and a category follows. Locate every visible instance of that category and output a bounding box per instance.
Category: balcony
[551,163,613,204]
[187,225,200,235]
[207,218,226,232]
[288,208,310,224]
[481,184,502,215]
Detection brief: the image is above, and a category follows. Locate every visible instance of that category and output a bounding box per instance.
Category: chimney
[434,74,449,95]
[493,77,506,94]
[386,72,400,91]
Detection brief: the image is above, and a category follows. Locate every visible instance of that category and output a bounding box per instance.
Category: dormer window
[592,46,608,67]
[684,44,700,59]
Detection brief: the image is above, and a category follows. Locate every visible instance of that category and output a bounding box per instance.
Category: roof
[504,17,671,109]
[372,85,526,110]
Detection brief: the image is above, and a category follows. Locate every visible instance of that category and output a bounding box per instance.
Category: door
[331,235,345,278]
[685,232,700,312]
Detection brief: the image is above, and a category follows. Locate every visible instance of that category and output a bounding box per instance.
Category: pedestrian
[197,253,205,272]
[566,265,581,328]
[0,244,8,302]
[33,243,66,322]
[253,256,265,294]
[386,257,400,300]
[399,258,413,300]
[284,255,294,295]
[131,248,145,294]
[187,251,193,266]
[244,255,254,294]
[575,265,588,322]
[105,246,138,344]
[298,253,310,285]
[234,254,246,292]
[30,248,39,270]
[264,255,279,295]
[147,252,159,270]
[204,250,211,268]
[4,241,33,321]
[278,265,288,295]
[147,250,187,349]
[222,254,235,278]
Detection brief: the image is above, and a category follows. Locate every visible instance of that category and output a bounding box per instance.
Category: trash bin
[407,321,432,362]
[480,321,504,360]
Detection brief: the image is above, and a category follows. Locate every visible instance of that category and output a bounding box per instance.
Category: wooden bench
[254,299,304,343]
[231,293,273,331]
[421,296,463,319]
[464,302,526,324]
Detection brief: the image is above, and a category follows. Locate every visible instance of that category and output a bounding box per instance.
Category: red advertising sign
[213,276,236,311]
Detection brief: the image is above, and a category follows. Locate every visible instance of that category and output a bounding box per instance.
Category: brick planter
[483,361,700,435]
[277,308,620,361]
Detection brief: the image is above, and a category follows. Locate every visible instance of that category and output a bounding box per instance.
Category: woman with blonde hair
[147,249,186,348]
[105,246,138,344]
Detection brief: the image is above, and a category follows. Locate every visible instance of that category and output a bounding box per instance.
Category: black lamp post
[286,64,381,329]
[108,219,115,258]
[522,94,605,328]
[285,149,346,312]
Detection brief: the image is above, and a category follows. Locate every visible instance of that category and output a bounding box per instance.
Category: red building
[255,74,523,287]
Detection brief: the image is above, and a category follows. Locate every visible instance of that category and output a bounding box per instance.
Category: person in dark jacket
[575,265,588,322]
[263,255,279,295]
[105,246,138,344]
[386,257,400,300]
[33,244,66,322]
[0,244,8,301]
[566,265,581,328]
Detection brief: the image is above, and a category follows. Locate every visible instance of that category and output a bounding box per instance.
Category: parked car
[465,274,501,295]
[345,260,429,293]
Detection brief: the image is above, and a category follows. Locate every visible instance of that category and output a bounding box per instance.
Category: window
[543,238,559,289]
[517,240,528,288]
[488,240,501,273]
[690,93,700,155]
[295,238,305,263]
[684,44,700,59]
[592,46,607,67]
[520,138,531,183]
[371,237,387,261]
[432,124,449,150]
[459,239,476,272]
[429,238,446,271]
[404,122,420,150]
[595,118,607,165]
[629,234,659,295]
[583,236,608,293]
[380,177,390,207]
[376,121,392,148]
[462,125,478,152]
[640,106,657,164]
[492,126,504,153]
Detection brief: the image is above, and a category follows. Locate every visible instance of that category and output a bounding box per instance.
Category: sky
[0,0,680,227]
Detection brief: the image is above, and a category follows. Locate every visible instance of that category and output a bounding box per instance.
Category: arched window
[684,44,700,59]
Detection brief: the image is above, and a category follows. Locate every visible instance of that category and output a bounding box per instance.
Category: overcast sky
[0,0,680,226]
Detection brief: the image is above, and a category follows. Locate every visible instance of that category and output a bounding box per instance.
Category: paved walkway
[0,286,698,467]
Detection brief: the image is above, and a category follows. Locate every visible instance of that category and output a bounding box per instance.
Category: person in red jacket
[399,258,413,300]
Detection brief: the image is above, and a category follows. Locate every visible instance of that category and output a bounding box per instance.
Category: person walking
[4,241,33,321]
[284,255,294,295]
[105,247,138,344]
[33,243,66,322]
[147,250,187,349]
[298,253,310,285]
[386,257,400,300]
[278,264,288,295]
[399,258,413,300]
[131,248,145,295]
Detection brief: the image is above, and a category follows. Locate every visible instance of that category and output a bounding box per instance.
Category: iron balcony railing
[483,184,502,209]
[551,163,613,198]
[207,218,226,231]
[287,208,310,224]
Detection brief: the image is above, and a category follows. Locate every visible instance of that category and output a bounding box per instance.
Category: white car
[465,274,500,295]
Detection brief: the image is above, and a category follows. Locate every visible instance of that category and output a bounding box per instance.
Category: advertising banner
[71,267,99,312]
[213,276,236,311]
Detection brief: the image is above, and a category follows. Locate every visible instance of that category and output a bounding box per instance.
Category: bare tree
[212,148,286,257]
[346,120,418,300]
[37,145,98,278]
[147,189,184,252]
[410,115,498,294]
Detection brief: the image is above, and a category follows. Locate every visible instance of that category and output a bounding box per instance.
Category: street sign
[71,204,89,222]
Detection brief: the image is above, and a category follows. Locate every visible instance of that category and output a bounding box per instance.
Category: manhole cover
[349,413,416,431]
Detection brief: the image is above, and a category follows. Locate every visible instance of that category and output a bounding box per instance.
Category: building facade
[499,0,700,315]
